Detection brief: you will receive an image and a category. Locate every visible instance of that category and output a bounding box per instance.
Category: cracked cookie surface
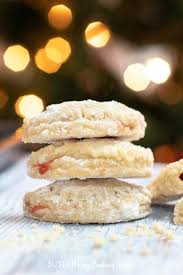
[22,100,146,143]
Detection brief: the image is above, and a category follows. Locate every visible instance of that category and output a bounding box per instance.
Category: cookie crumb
[140,247,151,256]
[124,225,135,236]
[152,223,165,234]
[93,237,105,248]
[52,224,65,234]
[137,224,154,237]
[96,227,102,232]
[163,229,175,241]
[109,234,120,241]
[42,233,55,242]
[31,223,39,229]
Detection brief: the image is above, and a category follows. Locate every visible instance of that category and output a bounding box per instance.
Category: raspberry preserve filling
[180,173,183,181]
[25,201,49,213]
[30,204,49,213]
[34,158,57,175]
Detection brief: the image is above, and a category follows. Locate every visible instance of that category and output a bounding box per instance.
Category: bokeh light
[85,21,110,48]
[0,90,9,109]
[15,94,44,118]
[35,48,61,74]
[48,4,72,30]
[3,45,30,72]
[123,63,150,91]
[45,37,71,64]
[145,57,171,84]
[154,145,178,163]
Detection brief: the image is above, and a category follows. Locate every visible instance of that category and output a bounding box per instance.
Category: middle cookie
[27,138,154,180]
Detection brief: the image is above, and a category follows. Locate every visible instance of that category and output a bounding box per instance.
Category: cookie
[148,159,183,204]
[23,178,152,224]
[27,138,154,180]
[174,198,183,224]
[22,100,146,143]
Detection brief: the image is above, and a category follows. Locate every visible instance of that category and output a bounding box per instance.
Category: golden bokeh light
[3,45,30,72]
[45,37,71,64]
[35,48,61,74]
[48,4,72,30]
[85,21,110,48]
[145,57,171,84]
[123,63,150,92]
[15,94,44,118]
[0,90,9,109]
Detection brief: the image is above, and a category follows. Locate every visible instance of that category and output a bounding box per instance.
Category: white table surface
[0,159,183,275]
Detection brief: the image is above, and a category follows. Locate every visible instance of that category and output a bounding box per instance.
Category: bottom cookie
[23,178,152,224]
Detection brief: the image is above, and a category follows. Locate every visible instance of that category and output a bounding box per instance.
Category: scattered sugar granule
[136,225,154,237]
[152,223,165,234]
[140,247,151,256]
[163,229,175,241]
[52,224,65,234]
[93,237,105,248]
[109,234,120,241]
[31,223,39,229]
[124,225,135,236]
[31,226,63,243]
[42,233,55,242]
[0,224,66,249]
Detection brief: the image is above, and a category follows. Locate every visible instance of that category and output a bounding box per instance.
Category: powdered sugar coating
[23,178,152,224]
[27,138,154,180]
[22,100,146,143]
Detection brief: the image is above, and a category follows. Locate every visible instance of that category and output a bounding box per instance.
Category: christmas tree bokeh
[0,0,183,163]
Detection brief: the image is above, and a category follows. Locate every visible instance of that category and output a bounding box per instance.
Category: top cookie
[22,100,146,143]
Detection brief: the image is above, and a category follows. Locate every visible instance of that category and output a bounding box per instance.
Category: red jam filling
[34,158,57,175]
[25,201,49,213]
[31,204,49,213]
[180,173,183,181]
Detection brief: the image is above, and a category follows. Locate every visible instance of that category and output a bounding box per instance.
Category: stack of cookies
[22,100,154,224]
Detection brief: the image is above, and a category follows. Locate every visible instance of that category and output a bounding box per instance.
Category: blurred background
[0,0,183,164]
